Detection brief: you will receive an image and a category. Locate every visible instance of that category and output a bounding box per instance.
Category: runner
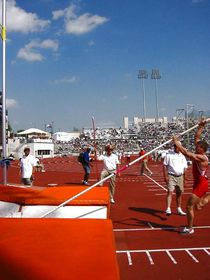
[173,119,209,234]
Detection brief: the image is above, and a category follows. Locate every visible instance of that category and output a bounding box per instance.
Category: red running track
[2,157,210,280]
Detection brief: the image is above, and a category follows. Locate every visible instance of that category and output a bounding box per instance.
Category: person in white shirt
[163,144,188,216]
[20,147,37,186]
[98,144,120,204]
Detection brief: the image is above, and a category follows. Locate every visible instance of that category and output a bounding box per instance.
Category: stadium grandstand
[54,117,210,160]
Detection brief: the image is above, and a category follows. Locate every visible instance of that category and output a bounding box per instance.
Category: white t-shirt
[163,151,188,176]
[98,153,120,171]
[20,154,37,178]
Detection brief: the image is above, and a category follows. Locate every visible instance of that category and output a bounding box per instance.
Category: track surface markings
[116,247,210,266]
[114,225,210,232]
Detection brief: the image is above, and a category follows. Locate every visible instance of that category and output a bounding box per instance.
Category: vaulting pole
[1,0,7,185]
[40,119,210,218]
[91,116,99,180]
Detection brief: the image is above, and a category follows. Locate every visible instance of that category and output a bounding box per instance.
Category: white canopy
[17,128,50,135]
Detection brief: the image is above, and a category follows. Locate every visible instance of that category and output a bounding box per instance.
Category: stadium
[0,1,210,280]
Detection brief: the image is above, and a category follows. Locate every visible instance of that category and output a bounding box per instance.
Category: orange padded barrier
[0,185,109,206]
[0,218,119,280]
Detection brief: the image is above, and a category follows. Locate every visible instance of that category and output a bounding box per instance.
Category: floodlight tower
[176,108,185,125]
[138,70,148,122]
[151,69,161,123]
[185,104,194,148]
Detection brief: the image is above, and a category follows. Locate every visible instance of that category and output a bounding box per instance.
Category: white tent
[17,128,50,135]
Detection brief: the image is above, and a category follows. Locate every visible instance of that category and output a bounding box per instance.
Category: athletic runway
[111,161,210,280]
[5,157,210,280]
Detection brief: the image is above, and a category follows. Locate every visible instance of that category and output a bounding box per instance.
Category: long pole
[1,0,7,185]
[91,116,99,180]
[40,119,210,218]
[91,116,97,160]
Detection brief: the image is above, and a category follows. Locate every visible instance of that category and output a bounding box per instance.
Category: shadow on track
[113,218,180,233]
[129,207,167,221]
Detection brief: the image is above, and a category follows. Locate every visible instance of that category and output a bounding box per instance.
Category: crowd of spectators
[54,120,210,159]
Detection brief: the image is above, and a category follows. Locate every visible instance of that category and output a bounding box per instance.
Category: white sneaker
[177,208,186,216]
[110,198,115,204]
[166,208,172,216]
[82,181,89,185]
[181,227,194,235]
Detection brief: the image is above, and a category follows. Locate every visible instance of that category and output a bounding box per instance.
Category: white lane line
[156,191,210,196]
[148,189,165,192]
[155,192,192,196]
[166,250,177,264]
[114,225,210,232]
[143,174,167,191]
[147,222,154,229]
[204,249,210,255]
[185,250,199,263]
[116,247,210,254]
[127,251,133,265]
[146,251,154,265]
[116,247,210,265]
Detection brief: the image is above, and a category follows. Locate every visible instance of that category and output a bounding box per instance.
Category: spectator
[20,147,37,186]
[98,144,120,204]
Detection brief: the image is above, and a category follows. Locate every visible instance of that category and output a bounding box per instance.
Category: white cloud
[17,48,43,62]
[27,39,59,51]
[0,0,50,33]
[65,13,109,35]
[53,4,109,35]
[17,39,59,62]
[6,98,18,108]
[49,76,78,85]
[52,9,65,20]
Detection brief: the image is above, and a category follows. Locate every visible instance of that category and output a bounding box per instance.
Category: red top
[192,155,208,197]
[139,150,147,161]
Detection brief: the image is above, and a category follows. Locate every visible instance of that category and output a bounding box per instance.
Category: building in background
[53,132,80,142]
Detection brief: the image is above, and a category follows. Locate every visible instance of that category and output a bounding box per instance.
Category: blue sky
[0,0,210,131]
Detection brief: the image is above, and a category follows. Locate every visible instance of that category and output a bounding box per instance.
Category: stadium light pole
[138,70,148,122]
[176,108,185,125]
[151,69,161,123]
[1,0,7,185]
[185,104,194,148]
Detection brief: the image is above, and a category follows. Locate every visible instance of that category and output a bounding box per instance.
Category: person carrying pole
[173,119,209,235]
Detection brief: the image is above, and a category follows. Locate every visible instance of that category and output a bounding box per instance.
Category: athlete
[173,119,209,234]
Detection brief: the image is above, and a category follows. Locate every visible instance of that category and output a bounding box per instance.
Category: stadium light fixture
[151,69,161,123]
[138,70,148,122]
